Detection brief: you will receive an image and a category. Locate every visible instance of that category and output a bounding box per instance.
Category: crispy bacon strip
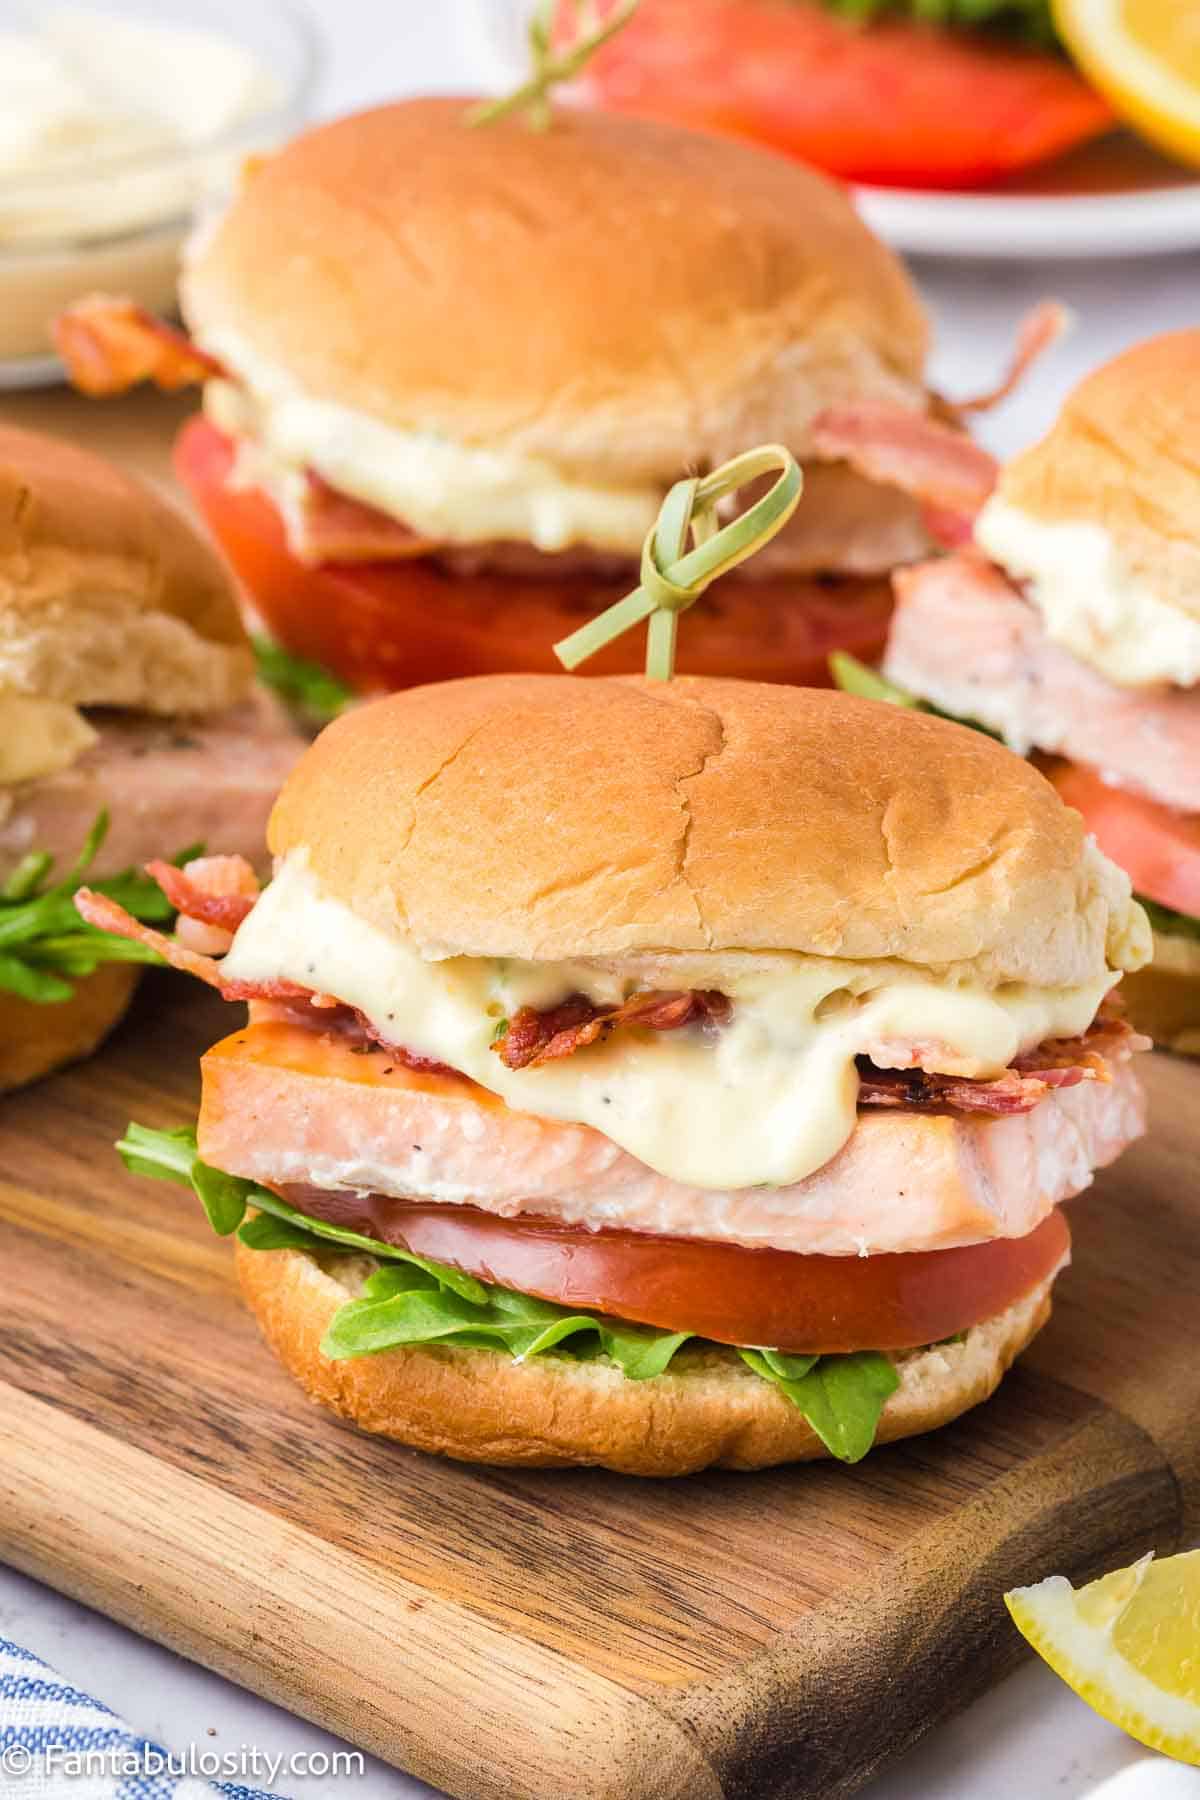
[293,472,441,566]
[859,1013,1145,1115]
[957,300,1071,415]
[74,888,308,1001]
[145,858,259,932]
[495,990,732,1072]
[79,882,1145,1114]
[811,404,999,538]
[53,297,224,397]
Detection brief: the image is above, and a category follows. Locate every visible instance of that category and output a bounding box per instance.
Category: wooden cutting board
[1,976,1197,1800]
[2,391,1198,1796]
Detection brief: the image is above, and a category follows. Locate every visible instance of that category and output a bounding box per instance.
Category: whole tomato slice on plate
[572,0,1114,188]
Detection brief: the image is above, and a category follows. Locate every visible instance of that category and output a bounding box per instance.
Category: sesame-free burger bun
[268,674,1148,987]
[183,98,929,488]
[0,962,139,1095]
[235,1238,1058,1475]
[991,330,1200,621]
[0,423,252,715]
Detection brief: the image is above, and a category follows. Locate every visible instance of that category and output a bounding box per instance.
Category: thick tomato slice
[571,0,1114,189]
[1048,762,1200,920]
[273,1183,1069,1355]
[174,417,893,693]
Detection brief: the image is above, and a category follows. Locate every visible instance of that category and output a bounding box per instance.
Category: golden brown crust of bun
[0,962,138,1094]
[996,331,1200,618]
[0,422,252,712]
[234,1238,1055,1475]
[1120,930,1200,1057]
[184,98,928,486]
[268,674,1145,986]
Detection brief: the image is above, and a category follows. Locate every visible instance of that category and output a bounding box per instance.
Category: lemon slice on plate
[1054,0,1200,167]
[1006,1549,1200,1765]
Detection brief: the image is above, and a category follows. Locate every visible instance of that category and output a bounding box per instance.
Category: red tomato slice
[1048,762,1200,920]
[174,417,894,693]
[572,0,1114,189]
[273,1183,1069,1354]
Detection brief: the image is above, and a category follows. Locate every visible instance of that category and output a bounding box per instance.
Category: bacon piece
[145,857,259,931]
[495,989,732,1072]
[811,403,998,545]
[859,1012,1146,1116]
[292,472,441,566]
[53,296,224,397]
[73,887,309,1001]
[958,300,1071,415]
[147,855,261,956]
[247,997,457,1077]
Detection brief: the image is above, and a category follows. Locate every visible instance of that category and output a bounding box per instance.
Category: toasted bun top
[995,331,1200,612]
[183,98,928,486]
[0,422,251,713]
[268,674,1145,987]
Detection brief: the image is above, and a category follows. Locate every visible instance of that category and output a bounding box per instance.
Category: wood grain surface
[0,976,1194,1800]
[0,391,1196,1798]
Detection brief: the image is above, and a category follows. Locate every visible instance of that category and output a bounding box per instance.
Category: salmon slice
[0,691,302,881]
[198,1020,1146,1258]
[885,557,1200,815]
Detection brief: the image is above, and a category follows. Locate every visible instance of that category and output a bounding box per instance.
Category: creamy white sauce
[221,854,1117,1193]
[975,497,1200,690]
[0,692,96,783]
[197,337,664,556]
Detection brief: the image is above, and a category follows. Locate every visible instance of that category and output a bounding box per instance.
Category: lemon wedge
[1053,0,1200,167]
[1006,1550,1200,1765]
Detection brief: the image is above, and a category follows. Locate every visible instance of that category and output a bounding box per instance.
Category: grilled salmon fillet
[886,557,1200,814]
[198,1019,1146,1259]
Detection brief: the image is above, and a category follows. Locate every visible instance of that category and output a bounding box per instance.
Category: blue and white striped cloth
[0,1636,285,1800]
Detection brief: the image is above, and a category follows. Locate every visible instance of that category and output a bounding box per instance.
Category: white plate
[855,181,1200,260]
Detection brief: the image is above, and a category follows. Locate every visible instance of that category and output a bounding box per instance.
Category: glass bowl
[0,0,319,389]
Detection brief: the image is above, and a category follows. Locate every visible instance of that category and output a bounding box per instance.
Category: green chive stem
[466,0,640,130]
[554,444,803,680]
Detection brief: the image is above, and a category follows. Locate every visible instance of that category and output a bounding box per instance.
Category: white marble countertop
[5,4,1200,1796]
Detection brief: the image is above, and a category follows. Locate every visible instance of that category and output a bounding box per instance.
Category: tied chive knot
[554,444,803,681]
[466,0,641,131]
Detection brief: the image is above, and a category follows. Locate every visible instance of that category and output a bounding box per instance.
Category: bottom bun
[235,1239,1058,1476]
[0,963,140,1094]
[1120,931,1200,1058]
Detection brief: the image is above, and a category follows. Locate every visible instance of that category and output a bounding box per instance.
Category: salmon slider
[89,676,1150,1474]
[883,332,1200,1054]
[55,96,949,695]
[0,423,302,1094]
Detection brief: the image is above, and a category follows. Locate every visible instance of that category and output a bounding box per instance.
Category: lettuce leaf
[820,0,1058,44]
[740,1348,899,1463]
[830,652,1002,741]
[252,636,354,727]
[119,1120,901,1462]
[0,813,199,1004]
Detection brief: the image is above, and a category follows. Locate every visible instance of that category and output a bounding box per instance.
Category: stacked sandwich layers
[0,422,302,1091]
[62,96,954,691]
[88,676,1151,1474]
[884,332,1200,1053]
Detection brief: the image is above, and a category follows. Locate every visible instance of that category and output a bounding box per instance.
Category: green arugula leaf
[0,812,198,1005]
[819,0,1057,45]
[741,1348,900,1463]
[830,652,1002,741]
[121,1117,904,1461]
[829,651,925,710]
[1137,896,1200,943]
[252,635,354,726]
